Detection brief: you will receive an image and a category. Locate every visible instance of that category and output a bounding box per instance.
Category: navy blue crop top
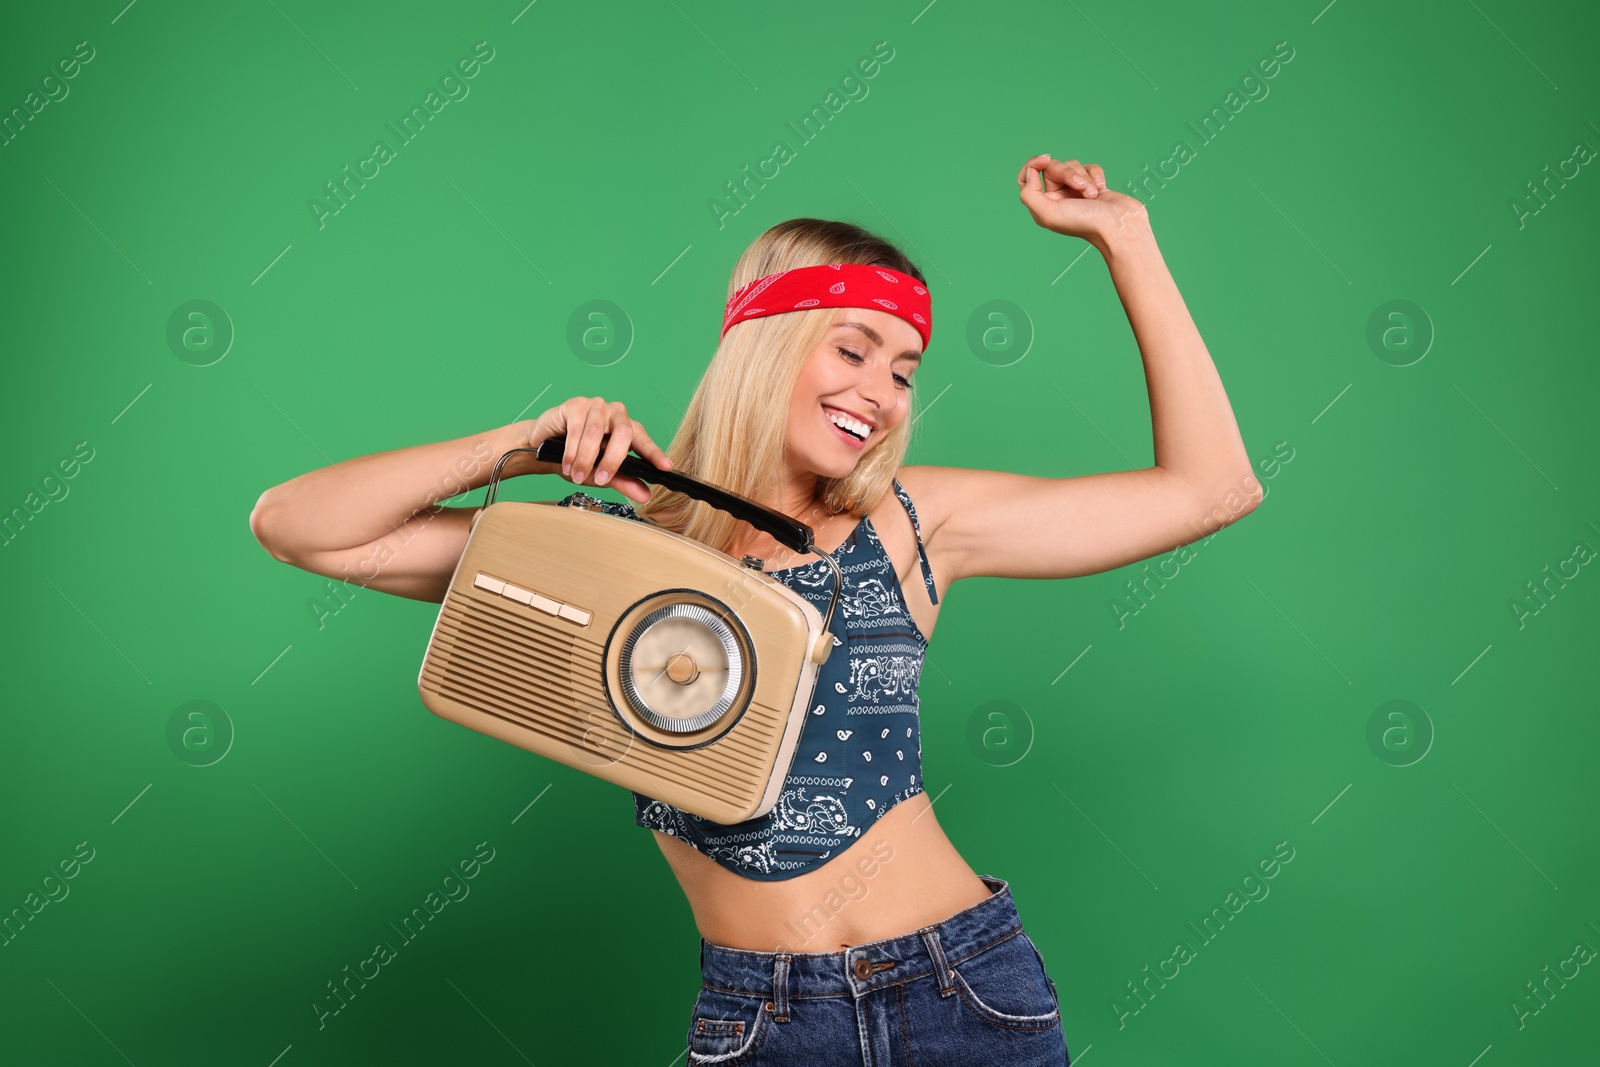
[555,478,939,880]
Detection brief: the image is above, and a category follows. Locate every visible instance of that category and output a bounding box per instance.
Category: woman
[250,154,1260,1065]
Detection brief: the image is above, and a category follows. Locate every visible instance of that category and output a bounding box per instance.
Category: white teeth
[825,409,871,439]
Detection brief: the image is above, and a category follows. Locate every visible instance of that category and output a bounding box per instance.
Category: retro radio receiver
[417,436,843,824]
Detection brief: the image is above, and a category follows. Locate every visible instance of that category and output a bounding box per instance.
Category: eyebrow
[834,320,922,363]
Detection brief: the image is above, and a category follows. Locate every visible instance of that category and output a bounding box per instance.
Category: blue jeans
[685,874,1071,1065]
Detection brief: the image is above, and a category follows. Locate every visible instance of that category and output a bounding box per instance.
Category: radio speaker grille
[421,592,771,806]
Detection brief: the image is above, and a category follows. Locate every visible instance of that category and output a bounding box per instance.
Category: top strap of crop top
[890,477,939,606]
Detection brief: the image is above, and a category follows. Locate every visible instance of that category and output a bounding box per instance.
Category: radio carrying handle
[481,437,812,553]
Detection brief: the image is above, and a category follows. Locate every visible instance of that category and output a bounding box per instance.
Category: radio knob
[664,652,699,685]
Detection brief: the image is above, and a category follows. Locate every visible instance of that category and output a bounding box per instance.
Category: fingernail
[596,470,610,484]
[575,470,585,482]
[563,463,571,476]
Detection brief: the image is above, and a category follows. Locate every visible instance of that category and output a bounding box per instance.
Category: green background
[3,0,1596,1063]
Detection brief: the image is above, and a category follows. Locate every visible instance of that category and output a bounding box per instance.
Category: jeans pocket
[949,931,1062,1031]
[686,985,772,1065]
[1027,933,1062,1010]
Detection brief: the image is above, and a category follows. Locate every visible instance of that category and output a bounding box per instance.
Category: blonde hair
[636,218,927,556]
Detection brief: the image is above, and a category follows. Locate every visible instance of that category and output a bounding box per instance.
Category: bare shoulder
[887,464,962,538]
[880,464,979,594]
[889,463,1046,541]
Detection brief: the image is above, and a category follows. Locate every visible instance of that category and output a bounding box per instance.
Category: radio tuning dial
[615,601,748,735]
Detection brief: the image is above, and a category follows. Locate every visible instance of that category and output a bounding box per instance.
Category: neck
[729,468,830,564]
[765,467,825,521]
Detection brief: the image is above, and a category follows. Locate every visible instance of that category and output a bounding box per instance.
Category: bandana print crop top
[554,478,939,880]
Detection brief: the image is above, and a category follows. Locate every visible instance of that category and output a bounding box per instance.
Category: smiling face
[785,306,924,480]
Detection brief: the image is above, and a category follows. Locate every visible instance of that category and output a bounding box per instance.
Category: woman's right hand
[524,396,672,505]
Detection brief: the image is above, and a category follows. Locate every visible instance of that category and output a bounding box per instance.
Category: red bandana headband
[721,263,932,350]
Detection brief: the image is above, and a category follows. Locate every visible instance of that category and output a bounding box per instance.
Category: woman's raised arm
[910,154,1262,586]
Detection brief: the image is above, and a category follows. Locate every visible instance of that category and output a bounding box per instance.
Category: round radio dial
[616,602,748,734]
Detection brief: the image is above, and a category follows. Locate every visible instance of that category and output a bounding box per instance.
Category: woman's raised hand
[1017,154,1147,243]
[525,396,672,504]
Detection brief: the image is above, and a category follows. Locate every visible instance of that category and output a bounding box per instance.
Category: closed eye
[838,347,913,390]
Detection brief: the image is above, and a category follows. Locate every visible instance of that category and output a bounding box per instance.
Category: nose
[857,365,896,413]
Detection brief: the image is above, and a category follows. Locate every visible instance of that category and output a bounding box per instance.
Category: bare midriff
[650,791,993,952]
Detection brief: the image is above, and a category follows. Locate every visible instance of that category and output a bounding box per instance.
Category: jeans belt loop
[771,953,791,1022]
[920,928,957,997]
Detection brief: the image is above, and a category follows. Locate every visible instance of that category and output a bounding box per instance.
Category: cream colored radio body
[417,442,842,824]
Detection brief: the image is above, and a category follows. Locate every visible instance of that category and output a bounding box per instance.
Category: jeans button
[852,958,872,980]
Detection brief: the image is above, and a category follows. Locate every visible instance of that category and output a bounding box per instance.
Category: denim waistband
[698,874,1023,1004]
